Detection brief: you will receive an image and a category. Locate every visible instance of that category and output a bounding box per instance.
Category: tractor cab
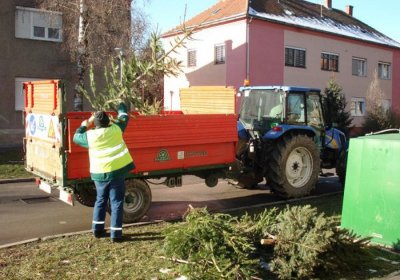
[238,86,325,143]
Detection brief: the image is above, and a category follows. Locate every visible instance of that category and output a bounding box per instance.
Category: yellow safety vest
[86,124,133,174]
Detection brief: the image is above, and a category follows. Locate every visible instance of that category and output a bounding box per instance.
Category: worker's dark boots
[93,230,107,238]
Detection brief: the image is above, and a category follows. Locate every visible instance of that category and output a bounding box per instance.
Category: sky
[137,0,400,42]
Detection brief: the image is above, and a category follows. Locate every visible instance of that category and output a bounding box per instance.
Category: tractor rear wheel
[267,135,320,198]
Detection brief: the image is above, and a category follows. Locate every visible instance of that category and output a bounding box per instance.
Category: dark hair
[94,111,110,128]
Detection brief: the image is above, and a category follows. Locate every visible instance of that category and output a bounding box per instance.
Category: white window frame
[15,6,63,42]
[350,97,366,117]
[187,49,197,67]
[352,57,367,77]
[15,78,46,111]
[378,62,391,80]
[214,43,226,64]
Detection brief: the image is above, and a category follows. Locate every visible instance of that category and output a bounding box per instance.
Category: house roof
[163,0,400,49]
[163,0,248,36]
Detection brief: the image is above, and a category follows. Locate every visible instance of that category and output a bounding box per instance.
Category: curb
[0,177,35,184]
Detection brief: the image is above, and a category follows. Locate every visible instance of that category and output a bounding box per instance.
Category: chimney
[345,5,353,16]
[324,0,332,9]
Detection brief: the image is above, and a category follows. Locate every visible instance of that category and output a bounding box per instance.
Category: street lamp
[114,47,124,83]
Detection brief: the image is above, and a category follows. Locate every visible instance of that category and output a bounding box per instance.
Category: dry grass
[0,148,31,179]
[0,223,177,280]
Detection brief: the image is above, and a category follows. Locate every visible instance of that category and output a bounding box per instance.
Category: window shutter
[215,45,225,64]
[187,50,196,67]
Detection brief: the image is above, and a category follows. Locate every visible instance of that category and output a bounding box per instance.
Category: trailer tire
[74,185,96,207]
[109,179,152,223]
[267,134,320,198]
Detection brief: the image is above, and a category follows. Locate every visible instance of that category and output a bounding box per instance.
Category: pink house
[162,0,400,129]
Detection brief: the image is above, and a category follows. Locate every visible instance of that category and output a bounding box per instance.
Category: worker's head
[94,111,110,128]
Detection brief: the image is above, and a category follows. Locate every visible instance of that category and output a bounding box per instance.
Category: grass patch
[0,148,31,179]
[1,195,399,279]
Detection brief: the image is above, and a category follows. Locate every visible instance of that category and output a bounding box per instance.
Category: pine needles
[163,207,259,279]
[163,205,372,280]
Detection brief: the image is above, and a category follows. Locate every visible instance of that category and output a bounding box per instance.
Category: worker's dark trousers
[92,176,125,239]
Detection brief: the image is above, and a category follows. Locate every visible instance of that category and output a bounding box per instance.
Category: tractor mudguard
[237,120,249,140]
[263,124,316,140]
[325,128,346,151]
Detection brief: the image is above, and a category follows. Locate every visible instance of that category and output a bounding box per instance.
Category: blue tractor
[233,86,347,198]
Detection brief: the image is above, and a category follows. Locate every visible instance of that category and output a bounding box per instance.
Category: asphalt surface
[0,174,342,247]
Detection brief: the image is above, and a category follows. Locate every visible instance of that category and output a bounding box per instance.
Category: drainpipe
[246,17,253,81]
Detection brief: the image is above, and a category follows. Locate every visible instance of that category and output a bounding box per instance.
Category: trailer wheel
[267,135,320,198]
[74,184,96,207]
[115,179,152,223]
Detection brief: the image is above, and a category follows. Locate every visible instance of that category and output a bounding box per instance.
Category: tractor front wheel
[267,135,320,198]
[336,149,347,186]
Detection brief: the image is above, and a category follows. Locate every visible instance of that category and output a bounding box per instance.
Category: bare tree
[80,28,194,114]
[363,69,399,133]
[35,0,148,110]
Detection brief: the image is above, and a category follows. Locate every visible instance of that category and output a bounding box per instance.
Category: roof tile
[163,0,399,48]
[164,0,248,35]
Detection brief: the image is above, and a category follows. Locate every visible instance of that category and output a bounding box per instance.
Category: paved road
[0,174,341,246]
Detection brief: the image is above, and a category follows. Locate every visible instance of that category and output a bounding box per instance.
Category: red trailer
[24,80,238,222]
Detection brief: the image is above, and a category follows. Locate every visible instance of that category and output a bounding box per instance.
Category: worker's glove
[88,114,95,124]
[81,114,95,127]
[81,120,89,127]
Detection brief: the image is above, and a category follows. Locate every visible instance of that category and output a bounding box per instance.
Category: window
[33,26,45,38]
[187,49,197,67]
[352,57,367,77]
[285,47,306,68]
[215,44,226,64]
[306,94,323,127]
[378,62,391,80]
[287,93,306,124]
[321,53,339,72]
[15,6,62,42]
[382,99,391,112]
[350,97,366,116]
[15,78,46,111]
[48,28,60,39]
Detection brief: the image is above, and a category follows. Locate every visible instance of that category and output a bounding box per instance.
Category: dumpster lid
[360,132,400,141]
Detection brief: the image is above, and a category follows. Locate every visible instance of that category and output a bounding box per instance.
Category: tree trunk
[74,0,88,111]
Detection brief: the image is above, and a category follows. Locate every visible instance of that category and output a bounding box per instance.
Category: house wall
[163,19,247,110]
[393,50,400,112]
[248,19,284,85]
[0,0,74,147]
[283,29,394,127]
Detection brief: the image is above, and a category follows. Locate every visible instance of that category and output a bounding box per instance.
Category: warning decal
[25,113,61,143]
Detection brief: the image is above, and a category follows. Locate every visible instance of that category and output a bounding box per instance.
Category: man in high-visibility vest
[73,102,134,242]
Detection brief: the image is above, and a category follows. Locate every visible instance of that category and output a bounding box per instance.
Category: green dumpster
[341,133,400,249]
